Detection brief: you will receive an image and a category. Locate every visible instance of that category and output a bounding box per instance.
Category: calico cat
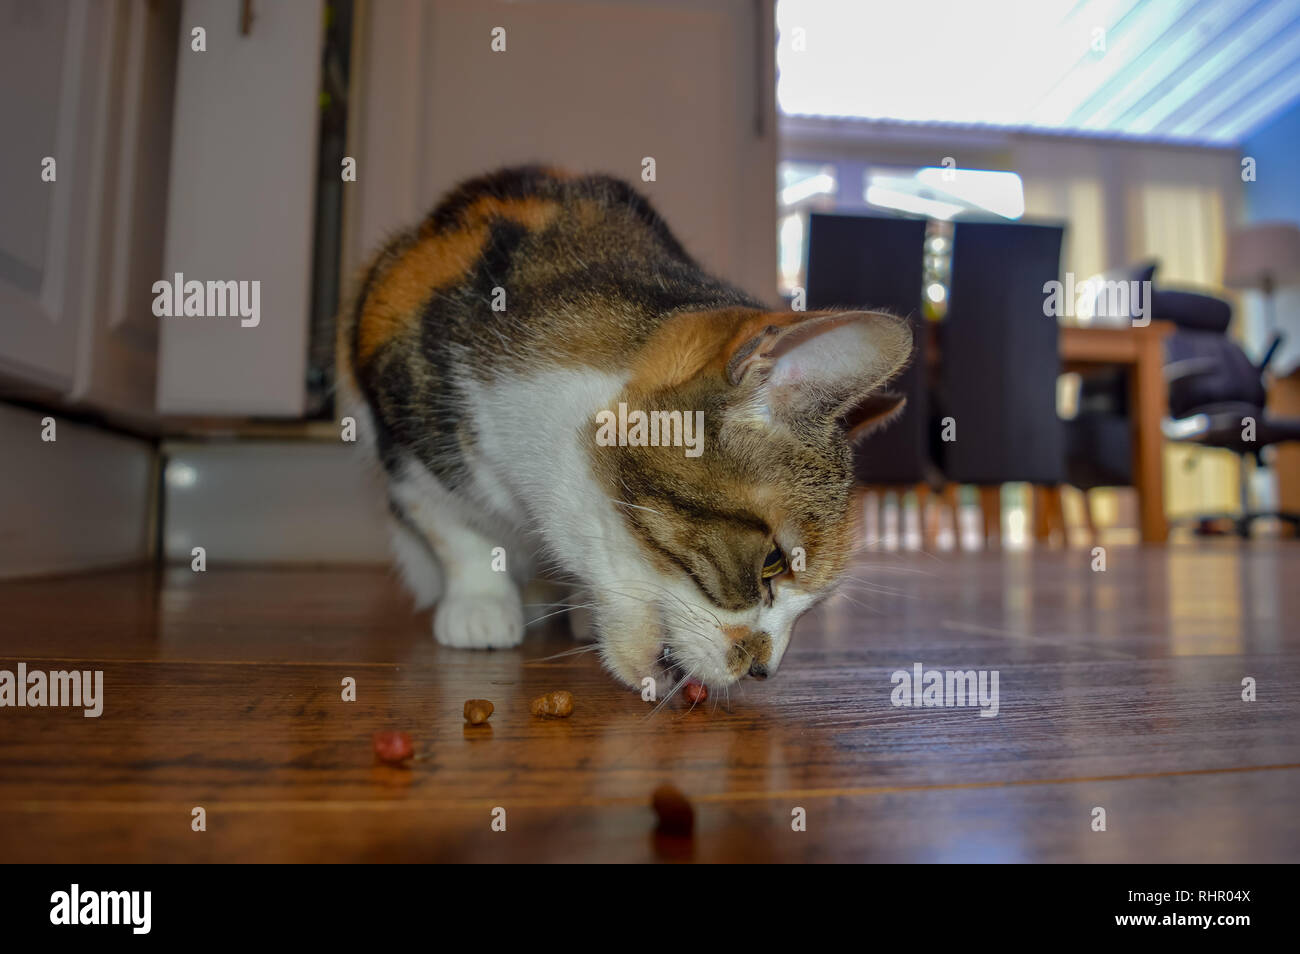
[337,165,912,695]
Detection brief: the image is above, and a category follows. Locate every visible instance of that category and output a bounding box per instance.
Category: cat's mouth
[656,644,686,682]
[654,644,715,707]
[656,644,707,697]
[655,640,761,699]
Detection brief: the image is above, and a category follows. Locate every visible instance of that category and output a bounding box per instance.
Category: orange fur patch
[627,310,750,391]
[355,198,561,364]
[627,309,828,393]
[458,195,561,231]
[356,226,488,363]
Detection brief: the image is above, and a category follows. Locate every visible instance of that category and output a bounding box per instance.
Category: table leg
[915,483,939,550]
[1081,488,1098,545]
[1033,485,1052,543]
[978,486,1000,545]
[1132,333,1169,544]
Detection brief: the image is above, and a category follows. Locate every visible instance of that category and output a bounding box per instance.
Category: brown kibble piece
[652,784,694,837]
[683,680,708,704]
[530,689,574,718]
[464,699,494,725]
[372,730,414,765]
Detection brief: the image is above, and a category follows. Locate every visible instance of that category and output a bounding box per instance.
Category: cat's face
[587,309,912,695]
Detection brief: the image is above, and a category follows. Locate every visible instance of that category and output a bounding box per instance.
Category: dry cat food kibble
[463,699,494,725]
[530,689,574,718]
[683,680,708,704]
[371,730,414,765]
[651,784,694,837]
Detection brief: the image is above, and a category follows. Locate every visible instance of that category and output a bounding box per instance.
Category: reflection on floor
[859,484,1294,551]
[859,484,1138,551]
[0,543,1296,861]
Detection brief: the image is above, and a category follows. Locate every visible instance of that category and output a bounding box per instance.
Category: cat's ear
[725,311,913,428]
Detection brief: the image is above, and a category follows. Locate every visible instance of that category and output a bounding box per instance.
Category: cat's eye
[761,545,787,580]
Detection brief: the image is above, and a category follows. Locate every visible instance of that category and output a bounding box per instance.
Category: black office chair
[1157,287,1300,536]
[805,213,929,485]
[940,222,1066,486]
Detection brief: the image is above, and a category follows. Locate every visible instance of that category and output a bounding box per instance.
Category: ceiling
[776,0,1300,145]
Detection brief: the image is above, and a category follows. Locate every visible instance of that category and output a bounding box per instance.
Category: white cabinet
[0,0,82,393]
[1,0,777,420]
[0,0,178,418]
[155,0,324,416]
[157,0,778,418]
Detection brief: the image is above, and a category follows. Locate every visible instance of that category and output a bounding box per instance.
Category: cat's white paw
[433,593,524,649]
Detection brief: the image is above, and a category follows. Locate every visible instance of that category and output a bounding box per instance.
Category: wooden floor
[1,544,1297,862]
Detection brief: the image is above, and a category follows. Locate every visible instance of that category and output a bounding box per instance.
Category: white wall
[0,403,154,578]
[348,0,778,304]
[161,440,390,565]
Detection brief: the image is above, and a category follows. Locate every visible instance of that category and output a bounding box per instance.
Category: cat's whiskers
[845,562,939,577]
[608,498,665,518]
[520,594,590,611]
[587,576,724,629]
[608,577,724,629]
[553,580,721,651]
[646,662,698,720]
[829,590,883,614]
[522,602,599,627]
[835,577,913,597]
[524,643,602,664]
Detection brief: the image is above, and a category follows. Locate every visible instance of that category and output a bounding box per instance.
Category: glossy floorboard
[0,544,1296,862]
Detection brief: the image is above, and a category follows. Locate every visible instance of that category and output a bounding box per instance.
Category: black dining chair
[940,221,1066,539]
[805,212,929,485]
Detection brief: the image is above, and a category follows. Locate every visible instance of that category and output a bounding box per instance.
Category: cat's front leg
[389,464,525,650]
[429,518,525,650]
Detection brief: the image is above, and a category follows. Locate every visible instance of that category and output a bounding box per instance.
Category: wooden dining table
[1059,320,1172,544]
[900,318,1174,547]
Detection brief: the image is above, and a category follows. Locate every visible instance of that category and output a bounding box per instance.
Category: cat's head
[587,308,912,695]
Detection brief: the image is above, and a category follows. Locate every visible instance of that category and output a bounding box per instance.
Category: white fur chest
[461,367,638,580]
